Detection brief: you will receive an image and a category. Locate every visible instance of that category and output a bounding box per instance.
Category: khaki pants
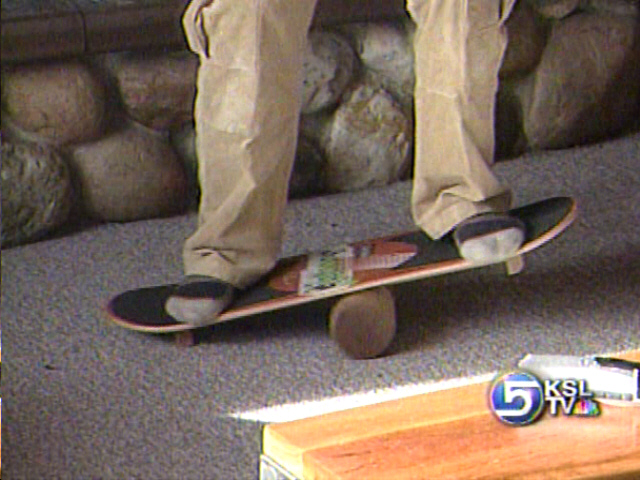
[182,0,516,288]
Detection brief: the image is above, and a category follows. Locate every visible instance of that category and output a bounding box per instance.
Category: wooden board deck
[262,350,640,479]
[107,197,576,334]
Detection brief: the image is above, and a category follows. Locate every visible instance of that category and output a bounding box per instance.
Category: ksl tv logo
[489,371,600,426]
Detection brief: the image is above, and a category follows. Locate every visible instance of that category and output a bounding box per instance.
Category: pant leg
[406,0,517,240]
[181,0,318,288]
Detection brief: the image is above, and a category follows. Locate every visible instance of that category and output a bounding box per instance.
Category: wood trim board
[1,0,407,63]
[261,350,640,479]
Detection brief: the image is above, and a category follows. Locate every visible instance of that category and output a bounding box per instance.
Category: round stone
[69,123,188,221]
[1,61,107,146]
[1,141,74,246]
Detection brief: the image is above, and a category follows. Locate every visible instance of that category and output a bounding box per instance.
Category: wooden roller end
[329,287,396,359]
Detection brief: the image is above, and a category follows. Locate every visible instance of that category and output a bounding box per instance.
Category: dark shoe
[453,212,526,264]
[165,275,236,327]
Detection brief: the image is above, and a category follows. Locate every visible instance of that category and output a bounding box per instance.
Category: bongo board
[106,197,576,359]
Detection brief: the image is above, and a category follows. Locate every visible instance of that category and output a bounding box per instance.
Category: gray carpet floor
[3,132,640,479]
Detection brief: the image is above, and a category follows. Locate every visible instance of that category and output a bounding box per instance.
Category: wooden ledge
[1,0,407,63]
[263,350,640,479]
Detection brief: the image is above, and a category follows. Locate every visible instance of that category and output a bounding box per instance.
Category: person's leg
[406,0,524,262]
[169,0,317,325]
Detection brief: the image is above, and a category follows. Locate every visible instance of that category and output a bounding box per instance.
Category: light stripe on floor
[229,349,639,424]
[229,371,496,424]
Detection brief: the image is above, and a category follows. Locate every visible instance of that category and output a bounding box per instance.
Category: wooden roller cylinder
[175,330,196,347]
[329,287,396,359]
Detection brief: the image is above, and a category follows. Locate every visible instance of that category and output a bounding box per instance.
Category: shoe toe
[454,213,526,264]
[165,279,235,326]
[165,297,226,326]
[457,227,525,263]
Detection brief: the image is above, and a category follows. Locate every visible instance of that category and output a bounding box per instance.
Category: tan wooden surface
[263,350,640,479]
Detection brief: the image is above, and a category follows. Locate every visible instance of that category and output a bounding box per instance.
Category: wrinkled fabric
[182,0,517,288]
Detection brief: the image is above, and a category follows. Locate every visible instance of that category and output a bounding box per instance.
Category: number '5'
[494,380,540,417]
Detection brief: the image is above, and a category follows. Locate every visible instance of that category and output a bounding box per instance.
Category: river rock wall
[2,0,639,247]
